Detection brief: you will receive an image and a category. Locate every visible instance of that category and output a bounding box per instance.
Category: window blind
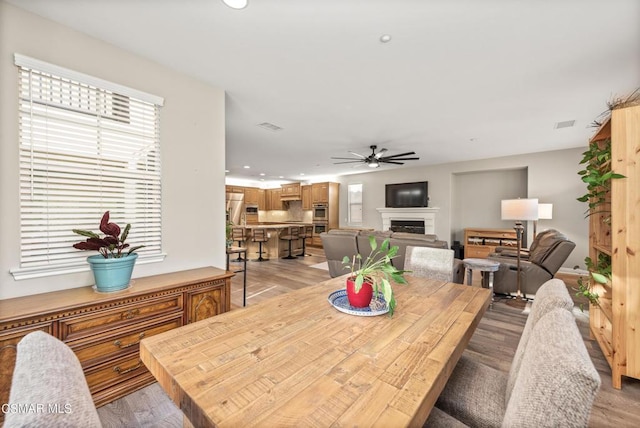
[12,55,164,279]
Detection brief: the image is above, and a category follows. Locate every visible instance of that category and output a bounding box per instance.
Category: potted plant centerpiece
[73,211,144,292]
[342,235,408,316]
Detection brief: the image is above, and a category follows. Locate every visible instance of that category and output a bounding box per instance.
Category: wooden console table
[0,267,232,421]
[464,227,517,259]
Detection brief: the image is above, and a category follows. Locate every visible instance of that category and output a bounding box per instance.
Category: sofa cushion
[5,331,102,428]
[503,308,601,427]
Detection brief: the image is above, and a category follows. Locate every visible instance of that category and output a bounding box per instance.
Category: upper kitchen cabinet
[281,183,301,201]
[301,185,312,210]
[266,188,283,211]
[225,186,244,194]
[311,182,339,205]
[244,187,260,205]
[257,189,266,210]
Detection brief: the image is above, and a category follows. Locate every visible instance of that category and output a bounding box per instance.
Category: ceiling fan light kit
[332,145,419,168]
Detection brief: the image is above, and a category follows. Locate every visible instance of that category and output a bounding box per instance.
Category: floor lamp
[533,203,553,239]
[501,198,539,307]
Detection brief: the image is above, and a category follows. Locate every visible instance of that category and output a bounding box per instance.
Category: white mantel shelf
[376,207,440,235]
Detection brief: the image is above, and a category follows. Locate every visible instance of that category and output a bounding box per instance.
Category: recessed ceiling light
[380,34,392,43]
[279,176,284,179]
[243,165,250,169]
[259,173,265,176]
[300,173,305,176]
[222,0,248,10]
[225,169,230,173]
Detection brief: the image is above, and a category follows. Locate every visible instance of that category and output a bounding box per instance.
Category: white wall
[0,3,227,299]
[336,147,588,271]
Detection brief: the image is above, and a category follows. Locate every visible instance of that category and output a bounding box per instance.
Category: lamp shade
[538,203,553,220]
[501,198,539,221]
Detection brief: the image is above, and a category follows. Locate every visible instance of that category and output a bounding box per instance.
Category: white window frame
[347,183,363,225]
[11,54,166,280]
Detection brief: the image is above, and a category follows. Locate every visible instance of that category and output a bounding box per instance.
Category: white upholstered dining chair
[404,246,455,282]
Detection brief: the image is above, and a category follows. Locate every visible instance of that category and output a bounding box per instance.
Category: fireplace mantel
[376,207,440,235]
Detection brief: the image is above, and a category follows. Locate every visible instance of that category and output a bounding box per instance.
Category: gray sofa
[320,229,464,283]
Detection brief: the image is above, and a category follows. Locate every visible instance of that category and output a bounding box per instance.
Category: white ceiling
[8,0,640,185]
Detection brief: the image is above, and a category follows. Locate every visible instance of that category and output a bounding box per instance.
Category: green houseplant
[342,235,408,316]
[73,211,144,292]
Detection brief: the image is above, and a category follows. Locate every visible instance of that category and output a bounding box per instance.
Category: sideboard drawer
[69,314,183,368]
[85,353,148,395]
[60,294,183,341]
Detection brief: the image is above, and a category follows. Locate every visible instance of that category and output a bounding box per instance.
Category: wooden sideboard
[464,228,518,259]
[0,267,232,420]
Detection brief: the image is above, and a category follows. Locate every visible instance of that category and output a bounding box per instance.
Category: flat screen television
[385,181,428,208]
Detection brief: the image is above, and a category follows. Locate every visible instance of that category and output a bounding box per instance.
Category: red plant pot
[346,277,374,308]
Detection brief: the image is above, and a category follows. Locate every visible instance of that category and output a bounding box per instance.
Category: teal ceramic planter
[87,253,138,292]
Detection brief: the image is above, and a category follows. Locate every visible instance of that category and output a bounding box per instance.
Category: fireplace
[376,207,439,235]
[390,220,425,234]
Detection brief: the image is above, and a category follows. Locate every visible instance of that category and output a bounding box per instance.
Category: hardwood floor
[97,248,640,427]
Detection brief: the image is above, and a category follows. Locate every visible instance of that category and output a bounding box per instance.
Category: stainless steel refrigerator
[226,193,244,225]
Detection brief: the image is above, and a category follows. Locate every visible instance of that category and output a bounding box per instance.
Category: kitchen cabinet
[258,189,266,210]
[302,185,312,210]
[266,188,283,210]
[0,267,232,419]
[311,182,329,204]
[281,182,301,201]
[225,186,244,194]
[244,187,260,205]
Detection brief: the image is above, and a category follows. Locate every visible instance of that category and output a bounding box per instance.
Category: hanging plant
[576,138,625,221]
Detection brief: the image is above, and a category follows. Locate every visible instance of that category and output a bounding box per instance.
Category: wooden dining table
[139,275,491,427]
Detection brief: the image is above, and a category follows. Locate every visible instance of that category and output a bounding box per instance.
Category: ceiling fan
[332,145,419,168]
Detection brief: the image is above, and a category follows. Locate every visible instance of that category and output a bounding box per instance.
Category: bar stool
[251,228,269,261]
[231,227,247,261]
[298,225,314,256]
[280,226,300,260]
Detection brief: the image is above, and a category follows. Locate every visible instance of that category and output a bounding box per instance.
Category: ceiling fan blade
[381,156,420,161]
[380,160,405,165]
[381,151,416,159]
[348,151,366,159]
[333,160,365,164]
[374,148,388,159]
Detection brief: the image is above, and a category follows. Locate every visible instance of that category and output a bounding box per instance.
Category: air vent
[257,122,283,132]
[554,120,576,129]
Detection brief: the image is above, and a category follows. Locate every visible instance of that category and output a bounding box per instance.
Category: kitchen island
[235,223,312,260]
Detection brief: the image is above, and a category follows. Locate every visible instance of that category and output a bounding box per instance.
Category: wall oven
[313,222,328,236]
[312,204,328,221]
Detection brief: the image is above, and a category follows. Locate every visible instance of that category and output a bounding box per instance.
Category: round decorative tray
[327,289,389,317]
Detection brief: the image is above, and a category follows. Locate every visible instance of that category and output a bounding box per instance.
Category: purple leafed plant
[72,211,144,258]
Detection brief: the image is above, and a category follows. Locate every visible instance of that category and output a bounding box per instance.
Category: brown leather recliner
[488,229,575,297]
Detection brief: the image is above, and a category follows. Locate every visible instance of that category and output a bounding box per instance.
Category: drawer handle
[113,332,145,349]
[121,308,140,320]
[113,361,142,375]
